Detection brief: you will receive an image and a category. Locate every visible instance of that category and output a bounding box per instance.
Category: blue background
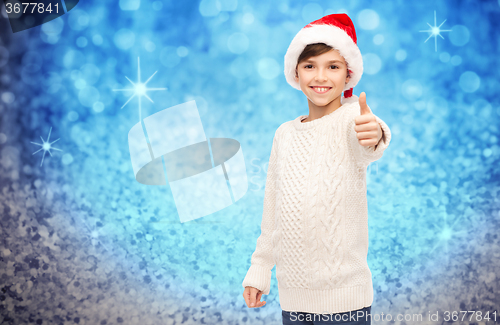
[0,0,499,324]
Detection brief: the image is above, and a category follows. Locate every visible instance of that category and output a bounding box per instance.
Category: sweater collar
[293,95,359,131]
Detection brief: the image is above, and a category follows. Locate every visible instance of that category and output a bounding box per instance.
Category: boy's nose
[315,69,327,81]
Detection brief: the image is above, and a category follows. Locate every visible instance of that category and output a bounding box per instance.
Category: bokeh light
[357,9,380,30]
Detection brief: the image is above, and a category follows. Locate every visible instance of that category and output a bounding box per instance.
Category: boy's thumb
[359,92,371,115]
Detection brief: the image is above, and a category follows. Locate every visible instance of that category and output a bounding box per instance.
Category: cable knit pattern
[304,120,325,291]
[323,111,346,289]
[281,129,314,289]
[242,94,391,314]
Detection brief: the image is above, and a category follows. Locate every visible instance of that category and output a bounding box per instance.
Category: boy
[242,13,391,324]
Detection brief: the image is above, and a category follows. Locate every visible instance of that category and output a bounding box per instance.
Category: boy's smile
[294,48,350,115]
[310,86,332,94]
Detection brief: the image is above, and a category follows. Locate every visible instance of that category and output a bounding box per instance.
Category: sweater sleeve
[241,129,280,295]
[348,104,392,165]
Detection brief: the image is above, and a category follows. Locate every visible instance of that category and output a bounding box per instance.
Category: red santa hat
[284,13,363,98]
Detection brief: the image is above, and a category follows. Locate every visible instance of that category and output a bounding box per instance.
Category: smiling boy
[242,14,391,324]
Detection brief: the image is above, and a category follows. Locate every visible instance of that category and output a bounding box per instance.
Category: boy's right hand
[243,286,266,308]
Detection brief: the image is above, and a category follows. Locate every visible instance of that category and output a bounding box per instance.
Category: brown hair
[295,43,351,79]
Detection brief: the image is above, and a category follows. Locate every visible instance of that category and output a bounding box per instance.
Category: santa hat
[284,13,363,98]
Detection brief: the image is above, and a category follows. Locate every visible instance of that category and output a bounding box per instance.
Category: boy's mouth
[310,86,332,94]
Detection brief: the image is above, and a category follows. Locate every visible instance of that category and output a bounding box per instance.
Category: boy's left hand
[354,92,383,147]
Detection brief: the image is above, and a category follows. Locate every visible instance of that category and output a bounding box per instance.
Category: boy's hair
[294,42,351,80]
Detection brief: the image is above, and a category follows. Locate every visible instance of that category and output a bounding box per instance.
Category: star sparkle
[113,57,167,122]
[31,126,62,167]
[82,220,110,252]
[419,11,452,52]
[428,212,467,264]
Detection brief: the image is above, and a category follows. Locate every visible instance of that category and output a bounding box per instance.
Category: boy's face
[294,49,350,108]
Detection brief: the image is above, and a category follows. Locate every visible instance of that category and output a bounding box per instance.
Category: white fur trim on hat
[284,24,363,91]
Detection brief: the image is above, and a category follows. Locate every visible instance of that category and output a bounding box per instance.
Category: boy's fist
[243,286,266,308]
[354,92,383,147]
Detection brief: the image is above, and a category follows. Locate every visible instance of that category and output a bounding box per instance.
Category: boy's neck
[301,95,343,123]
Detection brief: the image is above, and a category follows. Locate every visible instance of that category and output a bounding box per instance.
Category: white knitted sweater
[242,94,391,314]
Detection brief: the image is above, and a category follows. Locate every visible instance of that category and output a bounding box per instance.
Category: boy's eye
[303,65,338,69]
[303,64,339,69]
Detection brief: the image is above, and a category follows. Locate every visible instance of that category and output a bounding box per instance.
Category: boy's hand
[355,92,383,147]
[243,286,266,308]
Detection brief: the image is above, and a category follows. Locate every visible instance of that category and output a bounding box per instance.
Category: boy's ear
[294,69,299,82]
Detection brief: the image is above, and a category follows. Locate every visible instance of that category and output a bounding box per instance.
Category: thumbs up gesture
[354,92,383,147]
